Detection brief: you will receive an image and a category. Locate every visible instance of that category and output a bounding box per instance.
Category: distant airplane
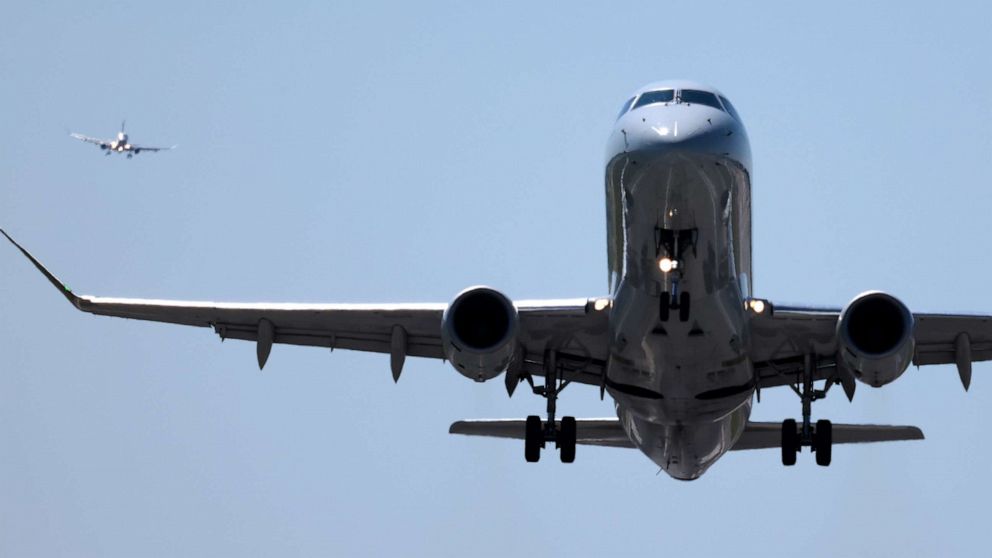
[70,121,175,158]
[5,80,989,480]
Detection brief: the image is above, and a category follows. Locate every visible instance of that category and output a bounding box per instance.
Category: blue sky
[2,1,991,556]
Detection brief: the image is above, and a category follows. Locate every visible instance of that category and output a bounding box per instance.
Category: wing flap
[215,321,444,359]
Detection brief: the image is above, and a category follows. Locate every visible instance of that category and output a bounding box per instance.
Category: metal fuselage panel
[604,88,754,479]
[111,133,129,151]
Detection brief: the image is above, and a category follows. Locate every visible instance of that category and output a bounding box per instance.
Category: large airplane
[70,121,175,158]
[5,80,989,480]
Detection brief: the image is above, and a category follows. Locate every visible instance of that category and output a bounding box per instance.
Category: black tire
[525,415,542,463]
[781,419,798,466]
[679,291,691,322]
[815,419,832,467]
[560,416,577,464]
[659,293,670,322]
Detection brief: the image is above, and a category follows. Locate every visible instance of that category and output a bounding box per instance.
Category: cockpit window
[616,96,636,120]
[632,89,675,110]
[719,95,742,121]
[678,89,722,111]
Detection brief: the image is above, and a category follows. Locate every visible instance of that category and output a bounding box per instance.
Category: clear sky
[2,1,991,556]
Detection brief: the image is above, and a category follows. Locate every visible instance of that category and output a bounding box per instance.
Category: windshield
[616,96,636,120]
[678,89,723,111]
[632,89,675,110]
[719,95,741,121]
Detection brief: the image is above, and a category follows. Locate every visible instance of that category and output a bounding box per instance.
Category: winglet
[0,228,80,306]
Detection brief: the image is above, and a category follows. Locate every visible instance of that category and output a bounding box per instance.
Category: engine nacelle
[836,291,916,387]
[441,286,519,382]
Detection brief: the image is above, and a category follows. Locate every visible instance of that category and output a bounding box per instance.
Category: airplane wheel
[659,293,670,322]
[525,415,542,463]
[559,416,577,463]
[814,419,832,467]
[781,419,798,466]
[679,291,691,322]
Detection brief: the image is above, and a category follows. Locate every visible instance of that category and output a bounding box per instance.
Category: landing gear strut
[781,353,834,467]
[524,351,577,463]
[656,227,695,323]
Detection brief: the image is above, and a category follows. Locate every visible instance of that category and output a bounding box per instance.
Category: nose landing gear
[523,351,577,463]
[781,353,835,466]
[659,290,691,323]
[656,227,696,323]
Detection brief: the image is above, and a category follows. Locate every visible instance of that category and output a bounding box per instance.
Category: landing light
[658,257,675,273]
[747,299,767,314]
[593,298,611,311]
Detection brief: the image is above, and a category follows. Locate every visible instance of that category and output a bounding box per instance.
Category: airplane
[4,79,990,480]
[70,121,175,158]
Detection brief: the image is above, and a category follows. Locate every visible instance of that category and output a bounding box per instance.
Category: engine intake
[836,291,915,387]
[441,286,519,382]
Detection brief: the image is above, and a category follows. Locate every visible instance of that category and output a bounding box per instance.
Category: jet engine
[836,291,916,387]
[441,286,519,382]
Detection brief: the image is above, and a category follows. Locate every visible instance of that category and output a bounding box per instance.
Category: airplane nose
[609,104,739,160]
[639,119,685,144]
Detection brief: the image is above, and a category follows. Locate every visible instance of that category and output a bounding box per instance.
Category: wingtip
[0,227,22,251]
[0,228,80,305]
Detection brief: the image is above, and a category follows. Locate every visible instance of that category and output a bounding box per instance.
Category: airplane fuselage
[10,81,955,479]
[111,133,130,152]
[604,81,754,479]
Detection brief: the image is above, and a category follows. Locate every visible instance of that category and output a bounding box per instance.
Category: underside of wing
[749,304,842,389]
[751,300,992,392]
[1,229,609,383]
[70,132,109,147]
[912,313,992,366]
[731,421,924,451]
[449,419,924,451]
[132,144,175,152]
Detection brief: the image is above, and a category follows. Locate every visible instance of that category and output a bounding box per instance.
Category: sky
[2,1,991,556]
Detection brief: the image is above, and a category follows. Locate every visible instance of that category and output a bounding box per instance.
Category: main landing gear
[524,351,577,463]
[781,353,833,467]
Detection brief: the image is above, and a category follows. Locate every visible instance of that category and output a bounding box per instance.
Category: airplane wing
[750,303,992,390]
[70,132,110,148]
[0,230,608,382]
[728,421,924,450]
[449,419,924,450]
[131,144,176,153]
[451,419,635,448]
